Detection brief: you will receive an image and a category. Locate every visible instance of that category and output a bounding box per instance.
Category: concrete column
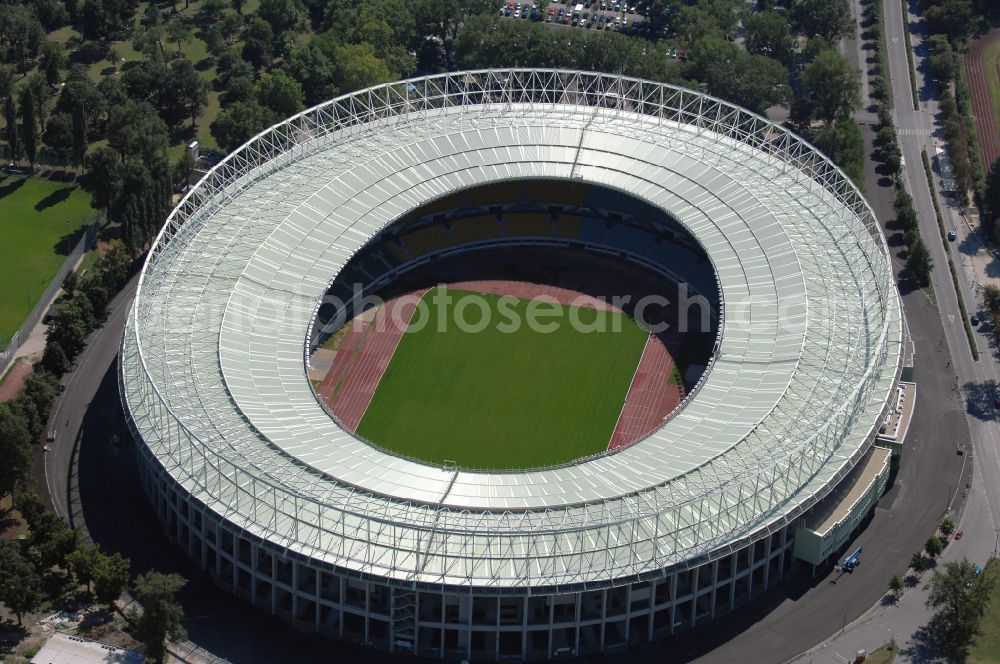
[338,576,345,637]
[709,560,719,618]
[599,589,607,652]
[668,572,678,635]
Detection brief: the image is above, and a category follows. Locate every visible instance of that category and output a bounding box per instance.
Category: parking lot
[500,0,658,37]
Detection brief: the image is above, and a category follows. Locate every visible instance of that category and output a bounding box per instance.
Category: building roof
[121,70,903,589]
[31,633,143,664]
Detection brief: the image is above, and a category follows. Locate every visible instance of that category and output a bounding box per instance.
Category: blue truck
[842,546,862,573]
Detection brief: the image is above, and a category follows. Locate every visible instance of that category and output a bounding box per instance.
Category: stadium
[119,70,906,659]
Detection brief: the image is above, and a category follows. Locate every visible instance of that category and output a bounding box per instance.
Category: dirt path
[965,28,1000,169]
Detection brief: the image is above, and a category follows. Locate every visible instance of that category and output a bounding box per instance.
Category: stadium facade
[120,70,906,659]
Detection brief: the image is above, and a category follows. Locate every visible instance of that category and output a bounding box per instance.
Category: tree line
[0,491,188,663]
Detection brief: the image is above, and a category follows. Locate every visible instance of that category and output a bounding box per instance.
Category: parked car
[954,529,963,540]
[948,229,957,241]
[971,314,980,326]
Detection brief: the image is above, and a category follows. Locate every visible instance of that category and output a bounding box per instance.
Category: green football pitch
[356,288,649,469]
[0,175,94,345]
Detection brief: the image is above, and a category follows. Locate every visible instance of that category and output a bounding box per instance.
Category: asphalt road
[41,275,138,526]
[884,0,1000,563]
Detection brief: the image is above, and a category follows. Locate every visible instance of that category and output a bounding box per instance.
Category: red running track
[326,290,428,431]
[0,361,32,402]
[316,319,367,403]
[607,336,685,452]
[965,28,1000,171]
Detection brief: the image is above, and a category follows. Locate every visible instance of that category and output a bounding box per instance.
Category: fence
[0,213,104,369]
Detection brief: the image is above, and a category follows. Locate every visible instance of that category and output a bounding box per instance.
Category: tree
[911,551,929,573]
[927,34,957,85]
[984,284,1000,313]
[93,552,129,607]
[907,237,933,286]
[133,571,188,663]
[984,156,1000,240]
[813,120,865,189]
[0,5,45,68]
[258,0,307,33]
[56,78,105,128]
[75,0,132,43]
[16,491,78,569]
[39,40,66,87]
[197,0,226,26]
[14,491,46,529]
[334,41,395,95]
[41,339,70,376]
[790,0,853,41]
[220,74,256,106]
[925,534,945,558]
[82,146,124,210]
[241,17,274,70]
[286,38,337,104]
[18,86,38,170]
[689,37,788,114]
[927,559,994,658]
[210,100,276,153]
[256,70,304,118]
[4,95,17,163]
[71,103,87,169]
[0,404,32,498]
[0,541,42,625]
[801,48,860,124]
[744,10,794,66]
[66,544,100,590]
[107,101,168,165]
[925,0,975,44]
[939,516,957,538]
[894,187,918,234]
[231,0,244,14]
[43,111,73,160]
[889,573,904,598]
[173,152,194,190]
[165,20,192,55]
[13,371,60,440]
[163,57,207,128]
[45,292,96,359]
[666,6,715,43]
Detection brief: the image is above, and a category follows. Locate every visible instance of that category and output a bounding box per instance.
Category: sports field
[0,175,94,345]
[356,288,649,469]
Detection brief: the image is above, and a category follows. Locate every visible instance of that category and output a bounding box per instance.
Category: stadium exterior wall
[133,439,796,659]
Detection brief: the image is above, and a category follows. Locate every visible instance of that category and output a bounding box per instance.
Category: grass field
[356,288,649,469]
[0,175,95,345]
[970,559,1000,663]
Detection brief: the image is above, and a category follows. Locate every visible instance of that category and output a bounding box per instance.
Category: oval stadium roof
[121,70,904,589]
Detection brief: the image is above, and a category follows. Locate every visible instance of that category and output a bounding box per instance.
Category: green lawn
[969,559,1000,663]
[0,175,95,345]
[356,288,648,469]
